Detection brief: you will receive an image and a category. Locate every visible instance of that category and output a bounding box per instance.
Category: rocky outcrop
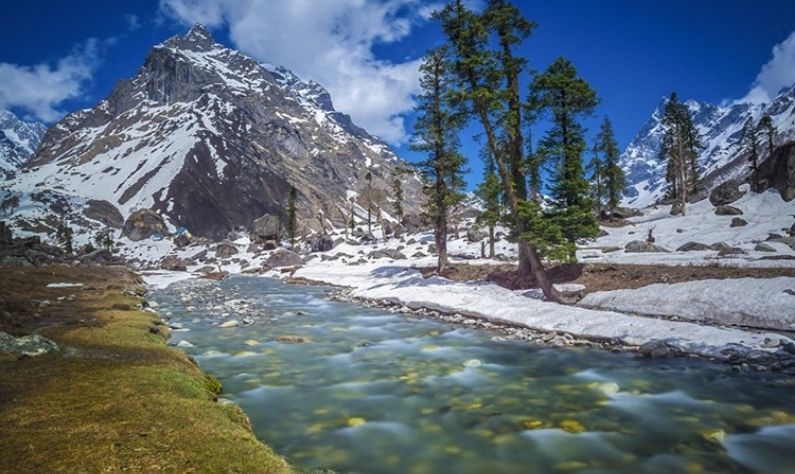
[214,242,238,258]
[251,214,282,243]
[122,209,168,241]
[306,234,335,253]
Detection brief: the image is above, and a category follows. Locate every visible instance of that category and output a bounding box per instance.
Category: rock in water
[715,205,743,216]
[122,209,168,241]
[266,249,302,268]
[709,179,745,206]
[624,240,670,253]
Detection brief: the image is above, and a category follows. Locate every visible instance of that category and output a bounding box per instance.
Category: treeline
[411,0,625,302]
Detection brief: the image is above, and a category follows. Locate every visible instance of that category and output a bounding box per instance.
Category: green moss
[0,265,293,473]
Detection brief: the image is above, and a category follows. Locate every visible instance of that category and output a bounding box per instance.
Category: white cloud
[125,14,142,31]
[159,0,432,143]
[0,40,100,122]
[741,30,795,104]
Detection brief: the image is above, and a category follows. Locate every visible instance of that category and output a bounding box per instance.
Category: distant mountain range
[3,25,420,239]
[0,110,46,179]
[620,84,795,207]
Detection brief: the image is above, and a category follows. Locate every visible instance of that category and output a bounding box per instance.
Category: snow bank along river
[151,276,795,473]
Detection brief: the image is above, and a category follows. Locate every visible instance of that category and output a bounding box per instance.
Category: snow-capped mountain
[6,25,420,239]
[621,84,795,207]
[0,110,46,178]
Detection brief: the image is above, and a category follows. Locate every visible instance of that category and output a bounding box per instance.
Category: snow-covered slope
[0,110,46,178]
[5,24,421,240]
[621,85,795,207]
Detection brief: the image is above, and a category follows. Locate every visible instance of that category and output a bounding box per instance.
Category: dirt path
[420,262,795,294]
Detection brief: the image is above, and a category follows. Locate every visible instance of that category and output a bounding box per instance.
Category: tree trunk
[488,225,495,258]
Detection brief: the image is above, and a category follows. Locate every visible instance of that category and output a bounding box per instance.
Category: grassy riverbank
[0,265,292,473]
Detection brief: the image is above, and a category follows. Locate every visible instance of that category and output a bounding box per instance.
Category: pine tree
[364,171,373,234]
[348,197,356,234]
[742,117,761,190]
[475,150,502,257]
[660,93,702,214]
[411,46,466,272]
[392,175,404,224]
[594,116,625,210]
[287,185,298,245]
[435,0,560,301]
[56,221,74,255]
[529,57,599,248]
[94,229,114,251]
[757,114,777,156]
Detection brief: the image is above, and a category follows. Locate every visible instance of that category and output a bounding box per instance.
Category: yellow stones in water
[346,417,367,427]
[748,410,795,427]
[700,428,726,443]
[243,339,260,346]
[443,446,462,455]
[521,419,544,430]
[588,381,620,395]
[559,419,586,434]
[276,335,310,343]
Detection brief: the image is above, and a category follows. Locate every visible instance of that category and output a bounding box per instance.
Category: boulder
[368,249,407,260]
[251,214,282,242]
[359,232,376,243]
[80,249,118,265]
[769,237,795,251]
[730,217,747,227]
[428,243,438,254]
[122,209,168,241]
[754,242,776,252]
[458,206,480,219]
[756,141,795,201]
[306,234,335,253]
[715,205,743,216]
[191,249,208,261]
[610,207,643,219]
[160,255,188,271]
[718,246,746,256]
[709,242,734,252]
[669,201,684,216]
[174,233,192,248]
[466,228,488,243]
[638,340,680,359]
[84,200,124,228]
[0,331,58,357]
[624,240,670,253]
[215,242,238,258]
[709,179,745,206]
[676,242,711,252]
[790,221,795,237]
[401,214,424,233]
[265,249,302,268]
[262,240,279,250]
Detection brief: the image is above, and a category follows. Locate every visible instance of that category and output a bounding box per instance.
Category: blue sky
[2,0,794,189]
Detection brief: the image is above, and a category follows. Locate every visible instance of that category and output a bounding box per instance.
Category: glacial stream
[152,276,795,473]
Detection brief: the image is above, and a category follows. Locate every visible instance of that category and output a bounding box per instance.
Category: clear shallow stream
[152,276,795,473]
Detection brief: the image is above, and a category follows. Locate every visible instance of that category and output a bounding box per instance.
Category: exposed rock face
[265,249,302,268]
[624,240,669,253]
[757,142,795,201]
[84,200,124,228]
[122,209,168,241]
[715,205,743,216]
[15,25,422,240]
[709,179,745,206]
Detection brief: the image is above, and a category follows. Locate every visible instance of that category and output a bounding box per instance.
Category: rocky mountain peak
[0,109,46,179]
[163,23,218,52]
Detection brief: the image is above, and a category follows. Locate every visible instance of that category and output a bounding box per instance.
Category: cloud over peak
[159,0,430,143]
[0,39,101,122]
[741,30,795,105]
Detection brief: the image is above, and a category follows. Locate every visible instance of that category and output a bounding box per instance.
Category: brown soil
[420,262,795,294]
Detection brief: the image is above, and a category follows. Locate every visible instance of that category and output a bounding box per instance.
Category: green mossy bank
[0,265,293,473]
